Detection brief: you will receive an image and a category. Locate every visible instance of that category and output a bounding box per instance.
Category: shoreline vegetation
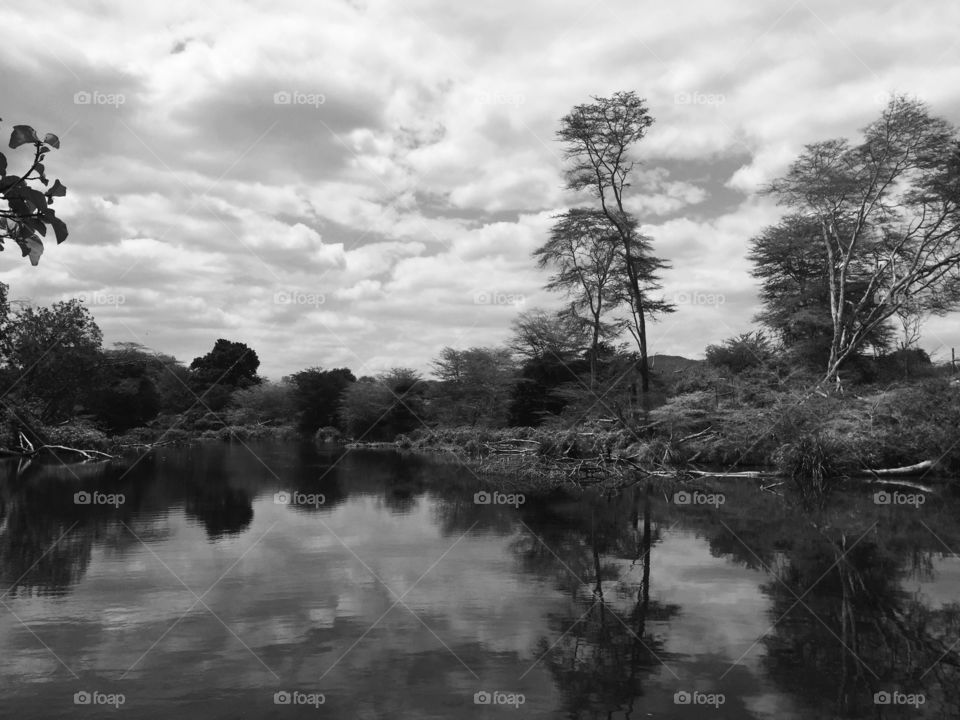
[6,362,955,499]
[4,95,960,501]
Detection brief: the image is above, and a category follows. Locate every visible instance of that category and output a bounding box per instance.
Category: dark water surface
[1,441,958,718]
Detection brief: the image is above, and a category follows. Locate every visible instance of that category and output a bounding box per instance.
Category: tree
[189,339,262,391]
[225,381,297,426]
[767,95,960,382]
[429,347,515,427]
[508,308,590,363]
[535,209,623,388]
[339,368,426,440]
[557,91,673,394]
[286,367,356,434]
[87,343,165,432]
[507,309,590,426]
[0,121,68,265]
[705,332,774,375]
[749,214,894,367]
[3,299,103,422]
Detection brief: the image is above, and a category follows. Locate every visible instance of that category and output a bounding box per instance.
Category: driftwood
[862,460,935,477]
[687,469,773,479]
[38,445,114,461]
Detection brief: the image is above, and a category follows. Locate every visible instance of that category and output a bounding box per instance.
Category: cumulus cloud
[1,0,958,376]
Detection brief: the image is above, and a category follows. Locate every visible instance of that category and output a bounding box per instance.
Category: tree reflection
[516,484,681,718]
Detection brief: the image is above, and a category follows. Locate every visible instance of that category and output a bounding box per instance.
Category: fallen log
[687,470,773,479]
[36,445,115,461]
[862,460,935,477]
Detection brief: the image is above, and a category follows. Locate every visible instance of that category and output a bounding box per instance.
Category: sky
[1,0,959,380]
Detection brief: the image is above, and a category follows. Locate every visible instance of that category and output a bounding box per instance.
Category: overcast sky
[2,0,959,379]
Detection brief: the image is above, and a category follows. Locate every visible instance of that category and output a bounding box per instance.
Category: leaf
[23,217,45,236]
[42,133,60,149]
[9,125,40,149]
[0,151,5,177]
[46,179,67,197]
[18,187,48,213]
[15,236,44,265]
[48,213,68,244]
[0,175,21,193]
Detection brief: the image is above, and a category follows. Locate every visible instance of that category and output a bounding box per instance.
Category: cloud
[0,0,958,377]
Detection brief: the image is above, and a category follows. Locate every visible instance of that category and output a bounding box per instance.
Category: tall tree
[557,91,673,393]
[767,95,960,381]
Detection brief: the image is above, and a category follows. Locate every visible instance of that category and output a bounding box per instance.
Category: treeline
[0,284,652,447]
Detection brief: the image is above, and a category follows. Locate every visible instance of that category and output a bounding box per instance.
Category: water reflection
[0,445,957,718]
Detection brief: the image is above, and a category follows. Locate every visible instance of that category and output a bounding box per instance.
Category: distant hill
[648,354,703,376]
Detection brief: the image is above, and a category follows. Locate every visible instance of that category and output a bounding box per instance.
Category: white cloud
[1,0,958,376]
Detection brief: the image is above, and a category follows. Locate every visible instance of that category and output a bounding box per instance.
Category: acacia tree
[767,95,960,382]
[557,91,673,393]
[749,214,894,367]
[0,121,68,265]
[430,346,515,427]
[534,209,623,388]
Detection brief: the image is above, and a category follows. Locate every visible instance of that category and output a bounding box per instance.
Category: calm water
[0,441,958,718]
